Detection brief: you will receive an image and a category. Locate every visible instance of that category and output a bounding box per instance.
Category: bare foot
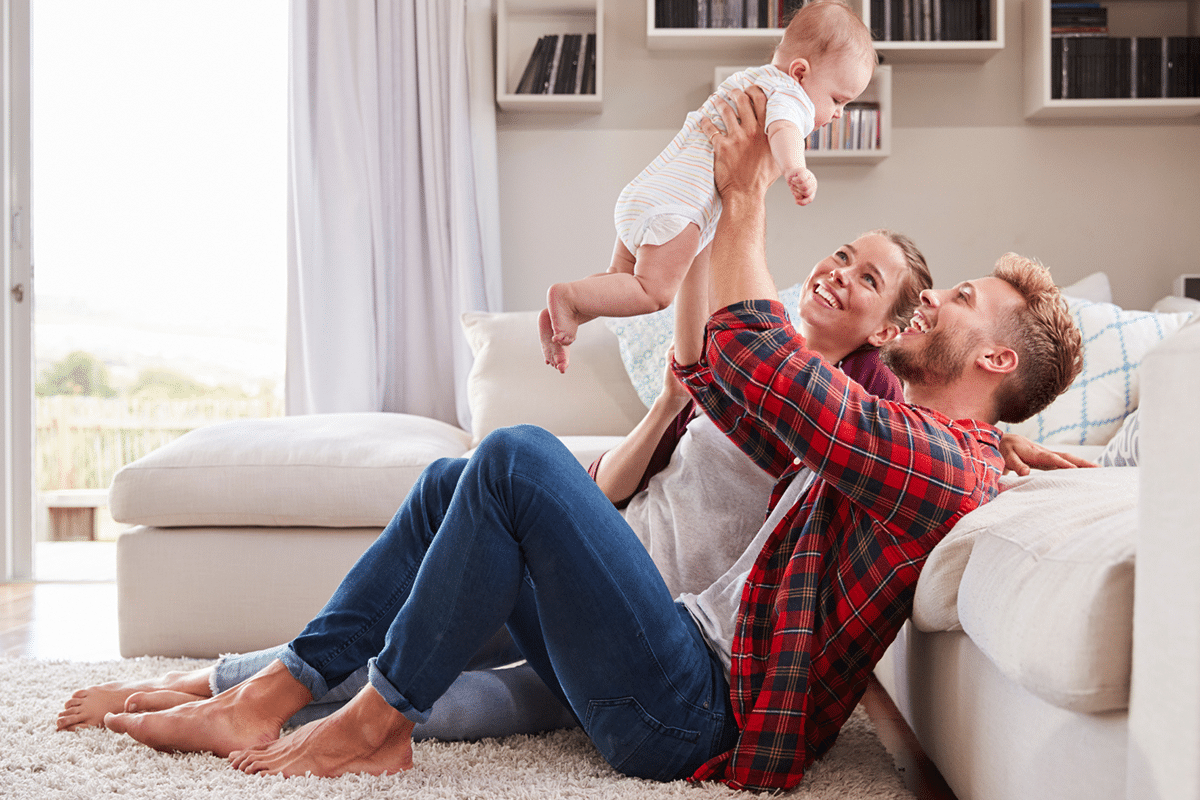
[546,283,581,347]
[57,666,214,731]
[538,308,569,373]
[104,659,312,758]
[230,684,414,778]
[125,689,208,714]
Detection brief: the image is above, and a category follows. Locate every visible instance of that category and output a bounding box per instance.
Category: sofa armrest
[1127,319,1200,799]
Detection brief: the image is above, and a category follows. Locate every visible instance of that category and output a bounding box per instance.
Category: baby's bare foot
[545,283,581,347]
[57,667,214,732]
[538,308,570,373]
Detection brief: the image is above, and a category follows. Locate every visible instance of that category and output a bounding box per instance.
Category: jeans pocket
[584,697,703,781]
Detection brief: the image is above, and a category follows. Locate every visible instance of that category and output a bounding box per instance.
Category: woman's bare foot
[538,308,570,373]
[57,666,215,731]
[103,659,312,758]
[229,684,414,778]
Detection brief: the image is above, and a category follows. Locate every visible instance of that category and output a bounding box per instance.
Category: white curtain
[286,0,502,428]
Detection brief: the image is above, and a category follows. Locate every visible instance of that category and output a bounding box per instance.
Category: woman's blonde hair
[989,253,1083,423]
[864,228,932,330]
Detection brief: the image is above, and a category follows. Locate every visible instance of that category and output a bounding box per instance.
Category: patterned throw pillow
[1001,299,1193,446]
[605,283,805,408]
[1099,409,1140,467]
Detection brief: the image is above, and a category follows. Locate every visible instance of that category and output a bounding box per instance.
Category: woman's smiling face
[796,232,908,357]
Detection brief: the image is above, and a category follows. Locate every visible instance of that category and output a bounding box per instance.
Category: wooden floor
[1,580,955,799]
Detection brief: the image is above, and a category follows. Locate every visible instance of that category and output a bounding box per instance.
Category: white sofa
[109,279,1200,800]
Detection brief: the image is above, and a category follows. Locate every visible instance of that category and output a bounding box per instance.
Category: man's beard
[882,326,979,389]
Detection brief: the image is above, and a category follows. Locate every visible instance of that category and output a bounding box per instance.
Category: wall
[495,0,1200,313]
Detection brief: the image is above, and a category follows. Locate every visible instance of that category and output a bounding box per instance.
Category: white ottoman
[110,412,473,658]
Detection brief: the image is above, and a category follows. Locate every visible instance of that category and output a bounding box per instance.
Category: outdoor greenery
[35,351,117,398]
[35,351,282,491]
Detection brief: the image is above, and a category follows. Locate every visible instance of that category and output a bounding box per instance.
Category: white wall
[495,0,1200,313]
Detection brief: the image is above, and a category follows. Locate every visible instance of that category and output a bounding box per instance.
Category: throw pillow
[1098,408,1140,466]
[1060,271,1112,304]
[462,311,645,444]
[605,282,805,408]
[1001,298,1192,446]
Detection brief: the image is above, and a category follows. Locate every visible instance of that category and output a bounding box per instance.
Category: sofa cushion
[109,412,471,528]
[948,468,1139,713]
[462,311,645,446]
[1001,299,1192,446]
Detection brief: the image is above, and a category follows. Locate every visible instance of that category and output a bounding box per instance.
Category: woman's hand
[999,433,1098,476]
[658,345,692,411]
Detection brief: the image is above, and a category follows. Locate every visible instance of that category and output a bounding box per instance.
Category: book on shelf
[869,0,990,43]
[513,33,597,95]
[804,102,881,152]
[1050,35,1200,99]
[654,0,802,29]
[1050,1,1106,36]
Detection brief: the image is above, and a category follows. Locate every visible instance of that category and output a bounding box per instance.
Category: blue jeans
[277,425,736,781]
[212,628,578,739]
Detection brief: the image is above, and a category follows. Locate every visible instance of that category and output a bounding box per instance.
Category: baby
[540,0,877,372]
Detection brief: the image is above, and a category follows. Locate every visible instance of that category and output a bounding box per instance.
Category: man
[102,87,1082,792]
[677,88,1083,789]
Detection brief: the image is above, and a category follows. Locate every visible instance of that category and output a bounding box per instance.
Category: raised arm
[697,87,781,312]
[591,354,693,504]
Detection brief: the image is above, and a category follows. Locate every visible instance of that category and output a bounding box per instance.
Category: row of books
[1050,36,1200,99]
[654,0,803,29]
[513,33,597,95]
[870,0,991,41]
[805,102,881,151]
[1051,2,1107,37]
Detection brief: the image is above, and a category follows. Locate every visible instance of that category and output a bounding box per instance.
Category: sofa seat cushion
[917,468,1138,713]
[109,412,472,528]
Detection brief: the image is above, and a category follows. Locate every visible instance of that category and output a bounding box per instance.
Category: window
[30,0,287,578]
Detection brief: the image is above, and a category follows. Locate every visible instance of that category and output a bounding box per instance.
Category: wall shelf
[1023,0,1200,120]
[713,63,892,164]
[647,0,1003,62]
[497,0,603,112]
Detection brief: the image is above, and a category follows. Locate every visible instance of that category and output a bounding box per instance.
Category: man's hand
[699,86,779,204]
[999,433,1099,476]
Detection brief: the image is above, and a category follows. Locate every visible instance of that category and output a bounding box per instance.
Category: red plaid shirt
[676,300,1004,792]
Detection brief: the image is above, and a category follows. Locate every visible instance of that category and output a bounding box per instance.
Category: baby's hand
[786,168,817,206]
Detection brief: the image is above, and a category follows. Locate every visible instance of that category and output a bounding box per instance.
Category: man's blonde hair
[777,0,877,68]
[990,253,1083,424]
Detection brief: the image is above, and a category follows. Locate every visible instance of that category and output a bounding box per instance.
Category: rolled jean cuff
[278,645,331,702]
[368,658,429,725]
[212,645,291,696]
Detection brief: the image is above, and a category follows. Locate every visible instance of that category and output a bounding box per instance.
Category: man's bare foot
[57,666,215,731]
[538,308,570,373]
[103,659,312,758]
[545,283,582,347]
[230,684,415,778]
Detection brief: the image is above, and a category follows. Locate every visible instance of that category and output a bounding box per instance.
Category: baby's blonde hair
[777,0,877,69]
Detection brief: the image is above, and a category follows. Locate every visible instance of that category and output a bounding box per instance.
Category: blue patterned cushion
[1002,299,1192,446]
[605,283,805,408]
[1099,409,1140,466]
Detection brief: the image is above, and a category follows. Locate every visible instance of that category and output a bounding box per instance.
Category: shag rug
[1,657,915,799]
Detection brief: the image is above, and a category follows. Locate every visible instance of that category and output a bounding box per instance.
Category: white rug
[1,657,915,799]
